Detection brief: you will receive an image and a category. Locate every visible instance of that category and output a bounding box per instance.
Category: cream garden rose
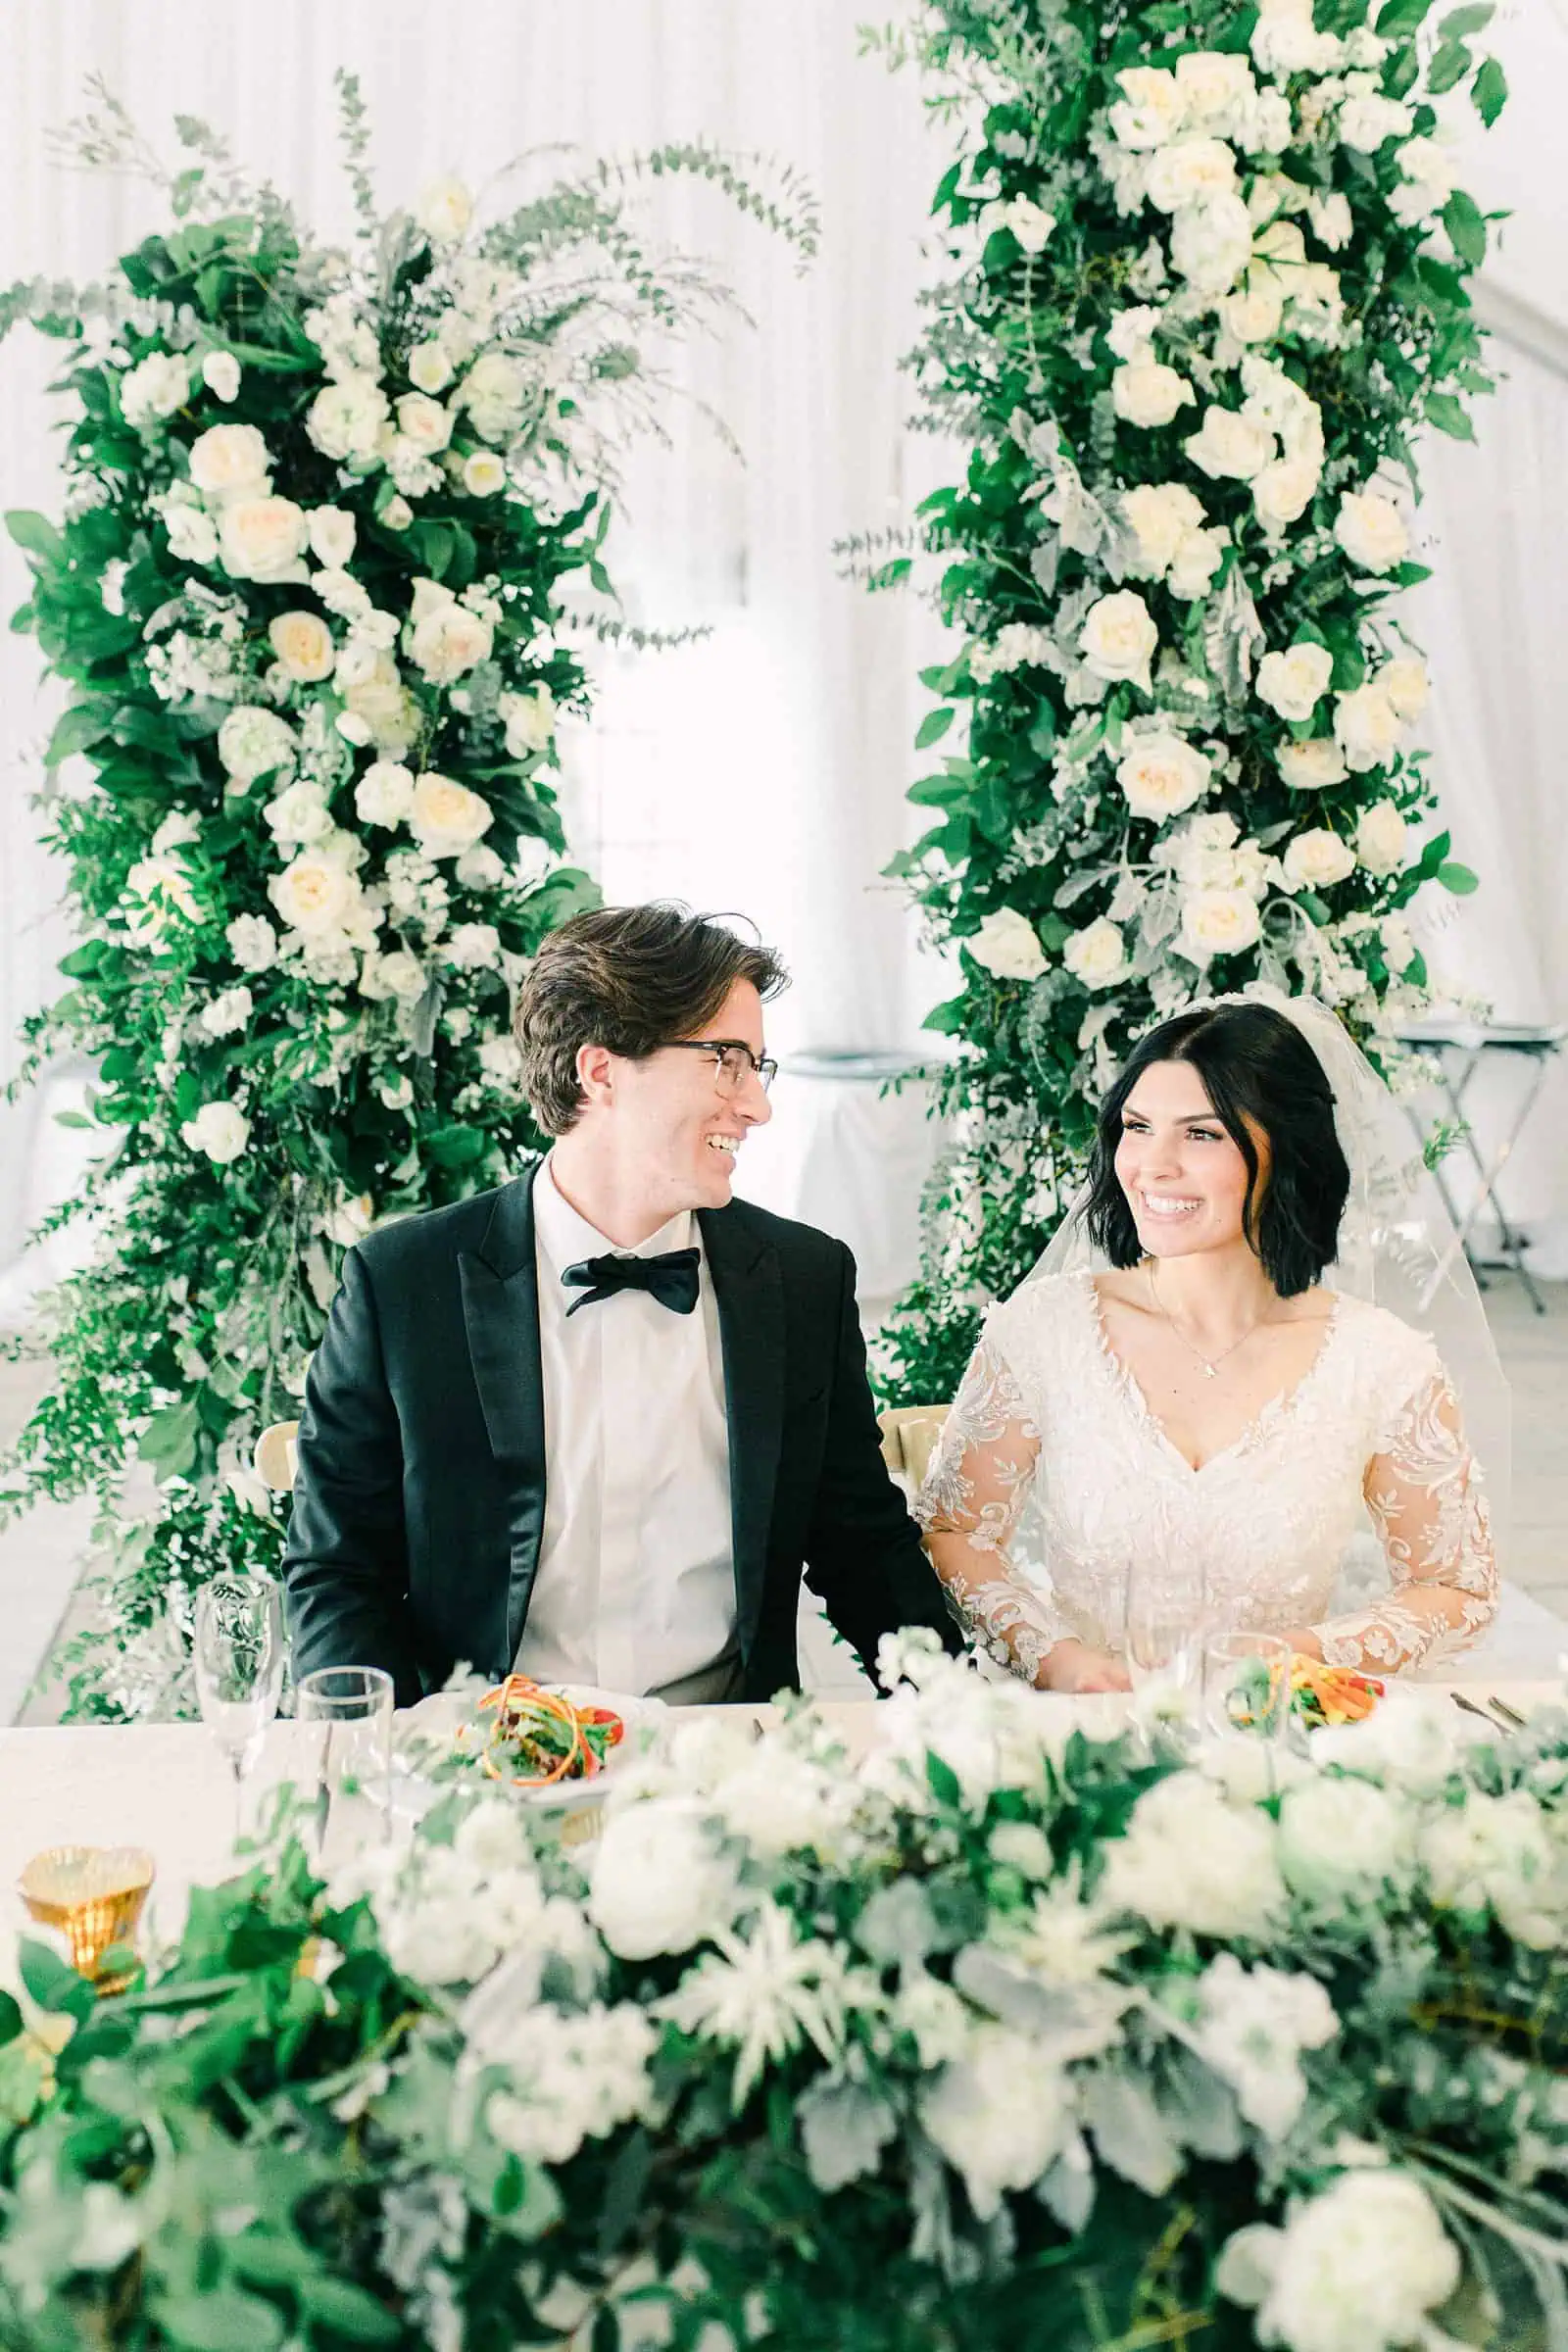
[498,684,557,758]
[410,770,495,860]
[1168,526,1227,600]
[409,591,494,685]
[1251,452,1320,532]
[1080,590,1158,688]
[1355,801,1408,876]
[1255,641,1333,722]
[1277,737,1348,790]
[1108,66,1187,149]
[462,350,529,443]
[1333,681,1404,772]
[188,421,271,500]
[417,174,474,244]
[966,907,1048,982]
[1181,887,1262,962]
[395,391,455,456]
[1282,827,1356,892]
[408,341,455,395]
[120,351,191,428]
[1121,482,1206,578]
[342,653,421,758]
[308,506,357,569]
[1174,50,1256,130]
[1334,488,1407,574]
[269,609,336,683]
[1062,916,1128,989]
[307,376,391,465]
[1116,731,1210,821]
[1381,657,1430,722]
[1170,190,1253,292]
[181,1101,251,1164]
[463,450,509,497]
[1111,358,1196,429]
[355,760,416,828]
[220,496,310,584]
[1146,137,1238,214]
[202,351,241,403]
[270,848,363,938]
[1185,404,1274,482]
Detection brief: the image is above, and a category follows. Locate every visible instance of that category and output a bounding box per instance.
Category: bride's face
[1114,1059,1267,1260]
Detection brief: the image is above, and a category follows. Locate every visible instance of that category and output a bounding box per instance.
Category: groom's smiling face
[612,977,774,1214]
[1114,1058,1266,1260]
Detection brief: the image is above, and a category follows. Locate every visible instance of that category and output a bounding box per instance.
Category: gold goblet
[19,1845,156,1995]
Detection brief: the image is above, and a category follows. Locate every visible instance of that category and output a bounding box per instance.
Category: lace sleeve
[912,1334,1074,1686]
[1312,1369,1497,1674]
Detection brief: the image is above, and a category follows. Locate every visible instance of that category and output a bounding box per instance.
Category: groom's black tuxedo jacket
[282,1161,959,1705]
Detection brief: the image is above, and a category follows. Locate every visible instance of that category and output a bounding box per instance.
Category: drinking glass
[1123,1564,1207,1696]
[192,1574,286,1841]
[1202,1632,1294,1745]
[296,1666,395,1870]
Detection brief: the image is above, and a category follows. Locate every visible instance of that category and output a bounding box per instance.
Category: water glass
[1124,1566,1207,1695]
[296,1666,395,1869]
[192,1575,286,1839]
[1202,1632,1294,1745]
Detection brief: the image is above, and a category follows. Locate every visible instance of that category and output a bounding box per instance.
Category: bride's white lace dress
[916,1271,1497,1680]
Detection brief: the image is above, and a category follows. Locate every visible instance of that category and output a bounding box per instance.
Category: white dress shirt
[515,1154,739,1699]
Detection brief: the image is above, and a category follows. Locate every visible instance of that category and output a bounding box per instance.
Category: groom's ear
[574,1040,616,1110]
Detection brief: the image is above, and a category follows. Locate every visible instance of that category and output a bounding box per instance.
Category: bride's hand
[1042,1640,1133,1694]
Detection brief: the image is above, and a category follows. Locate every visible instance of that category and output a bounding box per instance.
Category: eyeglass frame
[656,1038,779,1094]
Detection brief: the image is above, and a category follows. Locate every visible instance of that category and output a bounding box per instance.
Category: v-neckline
[1082,1274,1345,1478]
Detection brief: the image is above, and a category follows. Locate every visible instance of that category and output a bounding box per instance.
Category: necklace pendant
[1202,1362,1217,1379]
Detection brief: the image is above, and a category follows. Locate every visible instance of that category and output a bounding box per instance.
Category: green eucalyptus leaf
[1425,392,1476,441]
[1427,38,1473,91]
[1442,189,1487,268]
[915,706,956,750]
[1472,53,1508,123]
[150,2289,286,2352]
[1439,859,1480,894]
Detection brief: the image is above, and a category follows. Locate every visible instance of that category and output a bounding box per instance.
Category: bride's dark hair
[1083,1002,1351,1297]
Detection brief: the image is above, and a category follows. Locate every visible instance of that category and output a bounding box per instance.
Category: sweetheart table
[0,1683,1558,1983]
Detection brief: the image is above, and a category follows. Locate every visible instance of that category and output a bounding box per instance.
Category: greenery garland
[0,78,815,1719]
[0,1650,1563,2349]
[860,0,1505,1405]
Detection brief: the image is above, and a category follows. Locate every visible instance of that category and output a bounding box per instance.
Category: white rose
[268,610,336,684]
[476,1033,523,1089]
[498,684,557,758]
[1251,452,1321,532]
[313,570,372,629]
[1081,590,1158,688]
[1106,1771,1286,1938]
[463,450,508,497]
[444,921,501,970]
[588,1800,735,1961]
[188,421,271,501]
[181,1102,251,1164]
[1108,66,1188,150]
[163,498,220,566]
[217,706,296,787]
[1251,0,1343,77]
[1338,90,1413,154]
[1117,731,1210,821]
[967,907,1048,982]
[1278,1778,1415,1909]
[1282,827,1356,892]
[417,175,474,243]
[1218,2171,1459,2352]
[920,2026,1070,2223]
[1334,489,1407,575]
[1308,190,1353,250]
[1355,801,1408,877]
[307,506,358,569]
[1063,916,1128,989]
[410,598,494,686]
[395,391,455,457]
[198,984,253,1039]
[265,780,334,848]
[1380,656,1429,722]
[270,850,360,938]
[462,350,528,444]
[1147,136,1238,214]
[1277,737,1348,790]
[456,843,507,890]
[343,653,421,759]
[1170,190,1254,292]
[408,341,454,395]
[1221,273,1287,346]
[220,496,310,584]
[1112,357,1196,428]
[121,351,191,428]
[381,494,415,531]
[201,350,241,403]
[226,912,279,972]
[1182,887,1263,962]
[1167,526,1227,601]
[1121,482,1206,578]
[354,760,416,828]
[1333,680,1404,772]
[1105,304,1163,363]
[360,949,427,1002]
[1256,641,1333,722]
[984,194,1056,253]
[410,770,494,860]
[1185,405,1274,483]
[1174,51,1256,130]
[307,376,391,465]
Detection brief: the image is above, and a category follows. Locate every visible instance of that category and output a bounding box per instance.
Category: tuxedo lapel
[700,1203,784,1663]
[459,1164,548,1661]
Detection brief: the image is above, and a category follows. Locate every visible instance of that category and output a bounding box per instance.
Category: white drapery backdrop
[3,0,1566,1293]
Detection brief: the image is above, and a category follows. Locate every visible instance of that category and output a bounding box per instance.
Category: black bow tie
[562,1247,701,1318]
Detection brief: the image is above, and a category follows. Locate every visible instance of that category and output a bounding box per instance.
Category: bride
[917,994,1501,1694]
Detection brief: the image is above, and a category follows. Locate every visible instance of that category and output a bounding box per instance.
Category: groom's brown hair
[513,903,788,1136]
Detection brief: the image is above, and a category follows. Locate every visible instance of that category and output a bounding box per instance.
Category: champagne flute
[192,1574,286,1843]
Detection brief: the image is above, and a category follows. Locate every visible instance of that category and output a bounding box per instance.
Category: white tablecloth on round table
[0,1685,1558,1983]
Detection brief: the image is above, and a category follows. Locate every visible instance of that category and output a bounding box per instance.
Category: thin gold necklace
[1146,1262,1266,1380]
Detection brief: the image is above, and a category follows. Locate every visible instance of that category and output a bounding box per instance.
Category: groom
[283,902,960,1705]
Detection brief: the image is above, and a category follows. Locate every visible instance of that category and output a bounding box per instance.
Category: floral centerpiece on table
[0,79,814,1717]
[0,1639,1563,2350]
[855,0,1506,1401]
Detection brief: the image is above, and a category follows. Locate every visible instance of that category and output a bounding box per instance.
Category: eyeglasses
[659,1039,778,1095]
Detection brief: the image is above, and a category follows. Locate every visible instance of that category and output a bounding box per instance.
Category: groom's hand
[1043,1640,1133,1694]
